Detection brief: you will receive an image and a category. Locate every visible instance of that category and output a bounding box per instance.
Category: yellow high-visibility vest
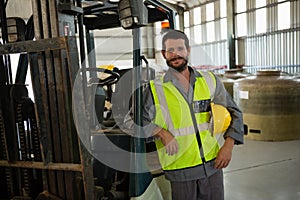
[149,71,219,170]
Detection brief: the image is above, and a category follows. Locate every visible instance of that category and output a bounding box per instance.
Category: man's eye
[177,47,184,51]
[167,48,174,53]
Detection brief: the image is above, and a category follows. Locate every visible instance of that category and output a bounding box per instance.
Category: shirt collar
[163,66,202,84]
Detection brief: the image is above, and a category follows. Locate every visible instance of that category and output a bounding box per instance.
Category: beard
[166,57,188,72]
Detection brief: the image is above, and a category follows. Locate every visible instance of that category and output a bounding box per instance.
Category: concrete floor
[224,138,300,200]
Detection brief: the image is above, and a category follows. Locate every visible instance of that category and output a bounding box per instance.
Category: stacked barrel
[233,70,300,141]
[219,68,251,97]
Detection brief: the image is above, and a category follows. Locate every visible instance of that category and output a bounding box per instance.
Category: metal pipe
[76,0,86,65]
[86,29,97,78]
[227,0,235,68]
[129,27,152,198]
[131,27,144,196]
[297,31,299,66]
[76,0,88,111]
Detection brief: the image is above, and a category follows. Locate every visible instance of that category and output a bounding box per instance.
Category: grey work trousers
[170,170,224,200]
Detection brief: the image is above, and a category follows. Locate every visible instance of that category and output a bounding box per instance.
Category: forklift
[0,0,177,199]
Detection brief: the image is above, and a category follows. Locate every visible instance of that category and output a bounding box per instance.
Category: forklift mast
[0,0,176,199]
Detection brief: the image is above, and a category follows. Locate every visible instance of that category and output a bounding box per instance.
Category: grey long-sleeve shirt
[143,66,244,181]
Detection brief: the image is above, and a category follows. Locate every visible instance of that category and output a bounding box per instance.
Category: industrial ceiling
[82,0,213,10]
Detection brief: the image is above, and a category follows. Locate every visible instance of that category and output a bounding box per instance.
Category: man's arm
[212,75,244,168]
[214,137,234,169]
[213,75,244,144]
[153,127,178,156]
[143,85,179,156]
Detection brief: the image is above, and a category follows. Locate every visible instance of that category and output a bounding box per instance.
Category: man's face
[162,38,190,72]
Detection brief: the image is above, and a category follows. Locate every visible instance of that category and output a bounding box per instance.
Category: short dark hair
[162,30,190,50]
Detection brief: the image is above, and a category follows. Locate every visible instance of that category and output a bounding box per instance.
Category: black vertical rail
[0,0,7,85]
[76,0,88,105]
[0,0,12,84]
[86,29,97,78]
[65,37,95,200]
[130,28,152,197]
[15,16,35,84]
[227,0,236,68]
[76,0,86,65]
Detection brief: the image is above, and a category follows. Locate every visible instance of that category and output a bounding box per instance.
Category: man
[143,30,244,200]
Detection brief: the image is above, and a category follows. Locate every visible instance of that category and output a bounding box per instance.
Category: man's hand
[214,137,235,169]
[154,127,178,156]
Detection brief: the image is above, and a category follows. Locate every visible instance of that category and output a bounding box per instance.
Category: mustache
[168,56,185,62]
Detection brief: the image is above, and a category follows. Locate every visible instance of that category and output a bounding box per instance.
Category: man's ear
[161,50,166,59]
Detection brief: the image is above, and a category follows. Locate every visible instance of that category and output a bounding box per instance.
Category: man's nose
[171,50,181,57]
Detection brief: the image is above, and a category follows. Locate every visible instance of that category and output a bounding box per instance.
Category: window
[206,22,215,42]
[175,14,180,29]
[184,11,190,28]
[236,13,247,37]
[206,3,214,21]
[256,8,266,34]
[184,11,191,41]
[278,2,290,30]
[220,18,227,40]
[236,0,246,13]
[193,7,201,25]
[256,0,266,8]
[220,0,227,18]
[184,28,191,40]
[194,25,202,44]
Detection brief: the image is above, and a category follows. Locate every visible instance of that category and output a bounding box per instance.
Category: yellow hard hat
[97,65,115,70]
[97,65,115,79]
[211,103,232,135]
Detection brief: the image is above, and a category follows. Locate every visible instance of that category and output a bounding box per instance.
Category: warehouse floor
[224,138,300,200]
[147,137,300,200]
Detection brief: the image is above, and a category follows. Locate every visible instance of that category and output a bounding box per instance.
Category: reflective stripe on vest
[150,71,219,170]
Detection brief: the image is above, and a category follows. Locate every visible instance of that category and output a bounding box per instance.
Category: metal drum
[218,69,251,97]
[233,70,300,141]
[219,68,251,97]
[217,75,235,97]
[224,68,251,80]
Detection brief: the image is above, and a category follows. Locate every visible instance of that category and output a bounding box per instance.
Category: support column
[227,0,236,68]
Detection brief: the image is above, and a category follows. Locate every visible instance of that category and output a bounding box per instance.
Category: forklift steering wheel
[84,68,120,86]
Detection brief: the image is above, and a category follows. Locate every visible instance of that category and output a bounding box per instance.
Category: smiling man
[163,38,189,72]
[142,30,244,200]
